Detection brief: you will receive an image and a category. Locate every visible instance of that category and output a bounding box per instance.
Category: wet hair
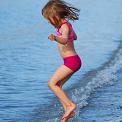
[42,0,80,26]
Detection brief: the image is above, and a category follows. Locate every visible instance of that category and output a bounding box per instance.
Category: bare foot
[60,112,75,122]
[61,117,67,122]
[61,103,76,120]
[60,111,75,122]
[69,111,75,118]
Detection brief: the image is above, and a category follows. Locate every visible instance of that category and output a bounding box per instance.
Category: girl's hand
[48,34,56,41]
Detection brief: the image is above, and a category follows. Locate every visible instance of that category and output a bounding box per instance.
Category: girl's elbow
[61,38,68,45]
[63,40,68,45]
[61,42,67,45]
[58,37,68,45]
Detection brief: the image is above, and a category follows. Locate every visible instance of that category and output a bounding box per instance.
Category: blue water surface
[0,0,122,121]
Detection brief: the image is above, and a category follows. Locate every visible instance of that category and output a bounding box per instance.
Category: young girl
[42,0,81,121]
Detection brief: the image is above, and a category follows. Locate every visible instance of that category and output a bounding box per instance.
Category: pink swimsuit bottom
[63,54,82,72]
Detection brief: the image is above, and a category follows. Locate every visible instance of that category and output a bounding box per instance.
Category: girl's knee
[48,81,52,88]
[48,80,61,88]
[48,80,56,88]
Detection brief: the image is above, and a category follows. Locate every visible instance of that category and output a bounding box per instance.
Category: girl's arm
[54,36,68,45]
[48,24,69,45]
[54,29,77,42]
[55,24,69,45]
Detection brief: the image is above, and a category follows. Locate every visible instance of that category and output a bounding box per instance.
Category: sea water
[0,0,122,121]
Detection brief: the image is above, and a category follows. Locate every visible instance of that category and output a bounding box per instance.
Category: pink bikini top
[56,20,76,42]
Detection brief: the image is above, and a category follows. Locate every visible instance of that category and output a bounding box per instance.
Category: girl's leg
[58,96,75,121]
[61,74,72,87]
[48,65,77,119]
[57,77,70,111]
[56,73,72,92]
[57,74,75,119]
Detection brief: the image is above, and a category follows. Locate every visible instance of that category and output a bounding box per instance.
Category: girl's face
[47,16,61,28]
[47,17,57,28]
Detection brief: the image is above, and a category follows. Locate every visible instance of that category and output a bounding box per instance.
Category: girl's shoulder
[60,23,69,32]
[60,21,73,32]
[59,21,76,42]
[56,21,69,35]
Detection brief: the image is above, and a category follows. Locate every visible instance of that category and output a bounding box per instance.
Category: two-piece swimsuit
[56,20,82,72]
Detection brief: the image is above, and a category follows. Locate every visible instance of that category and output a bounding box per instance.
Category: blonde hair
[42,0,80,26]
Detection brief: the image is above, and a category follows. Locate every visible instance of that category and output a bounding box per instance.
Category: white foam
[71,48,122,120]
